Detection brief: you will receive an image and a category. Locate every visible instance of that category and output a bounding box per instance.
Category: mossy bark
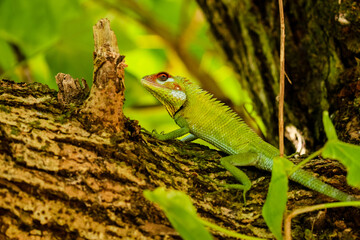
[196,0,360,151]
[0,18,359,240]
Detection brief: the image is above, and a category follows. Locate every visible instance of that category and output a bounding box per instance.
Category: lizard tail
[289,169,357,202]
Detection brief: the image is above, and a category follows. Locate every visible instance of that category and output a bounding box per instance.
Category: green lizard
[141,72,357,202]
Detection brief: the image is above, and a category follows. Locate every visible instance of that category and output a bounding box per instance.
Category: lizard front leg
[151,127,190,141]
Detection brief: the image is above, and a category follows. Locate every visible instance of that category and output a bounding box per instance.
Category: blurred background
[0,0,263,142]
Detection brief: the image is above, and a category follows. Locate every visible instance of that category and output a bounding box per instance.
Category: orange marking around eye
[156,72,170,79]
[183,79,192,85]
[173,83,182,90]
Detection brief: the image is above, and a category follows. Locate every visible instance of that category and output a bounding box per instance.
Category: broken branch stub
[80,18,127,133]
[56,73,89,106]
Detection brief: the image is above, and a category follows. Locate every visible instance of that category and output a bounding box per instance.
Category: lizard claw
[149,129,164,139]
[152,129,161,135]
[141,128,161,139]
[141,127,152,135]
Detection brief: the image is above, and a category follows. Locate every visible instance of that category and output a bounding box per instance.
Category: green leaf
[322,111,338,140]
[262,157,289,240]
[144,188,213,240]
[323,140,360,188]
[322,111,360,189]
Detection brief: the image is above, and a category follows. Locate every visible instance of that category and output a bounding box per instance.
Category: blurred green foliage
[0,0,254,135]
[144,188,213,240]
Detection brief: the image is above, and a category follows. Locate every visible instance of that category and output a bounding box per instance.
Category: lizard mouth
[141,76,159,87]
[141,76,167,90]
[140,77,154,88]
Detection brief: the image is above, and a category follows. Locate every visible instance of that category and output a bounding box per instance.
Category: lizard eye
[157,72,169,81]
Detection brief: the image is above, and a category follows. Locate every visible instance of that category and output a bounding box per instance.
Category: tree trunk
[0,18,359,240]
[196,0,360,151]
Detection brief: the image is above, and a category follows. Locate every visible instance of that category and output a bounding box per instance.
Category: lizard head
[141,72,187,117]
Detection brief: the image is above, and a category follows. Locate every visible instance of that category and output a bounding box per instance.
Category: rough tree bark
[0,19,359,240]
[196,0,360,151]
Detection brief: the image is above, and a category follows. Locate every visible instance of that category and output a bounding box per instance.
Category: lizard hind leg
[219,152,260,203]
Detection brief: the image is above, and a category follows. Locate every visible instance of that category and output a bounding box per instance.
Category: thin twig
[278,0,285,156]
[285,71,292,84]
[284,201,360,240]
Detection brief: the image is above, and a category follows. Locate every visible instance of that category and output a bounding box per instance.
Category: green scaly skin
[141,72,356,202]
